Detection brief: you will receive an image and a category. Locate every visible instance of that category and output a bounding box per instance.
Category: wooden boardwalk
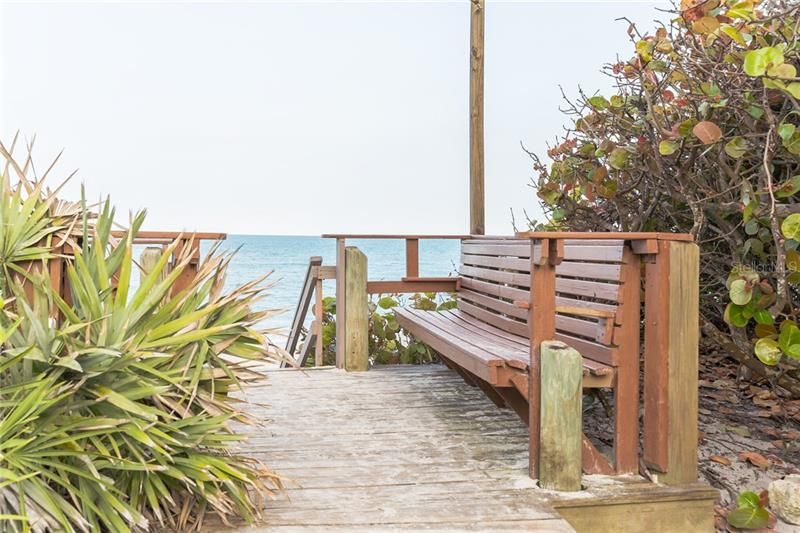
[208,364,716,532]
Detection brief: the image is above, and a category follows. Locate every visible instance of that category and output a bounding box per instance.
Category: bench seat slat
[396,308,613,379]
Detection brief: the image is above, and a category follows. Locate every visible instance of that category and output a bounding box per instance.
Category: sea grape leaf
[779,124,797,141]
[724,303,748,328]
[768,63,797,79]
[753,309,773,326]
[785,82,800,99]
[588,96,609,110]
[377,296,397,310]
[754,338,781,366]
[659,140,679,155]
[743,46,784,77]
[692,16,720,34]
[693,121,723,144]
[724,136,748,158]
[775,176,800,198]
[781,214,800,240]
[729,279,752,305]
[608,148,628,170]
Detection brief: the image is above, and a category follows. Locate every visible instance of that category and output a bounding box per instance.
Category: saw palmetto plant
[0,137,286,532]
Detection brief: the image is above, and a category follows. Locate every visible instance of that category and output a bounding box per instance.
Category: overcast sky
[1,1,665,236]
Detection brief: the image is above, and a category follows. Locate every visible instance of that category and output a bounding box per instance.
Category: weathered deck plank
[208,365,573,531]
[206,365,716,532]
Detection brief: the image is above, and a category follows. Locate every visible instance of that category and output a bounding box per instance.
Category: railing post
[643,240,700,485]
[529,238,561,479]
[343,246,368,371]
[314,277,324,367]
[335,238,346,368]
[539,340,583,491]
[140,246,164,283]
[405,238,419,278]
[614,245,641,474]
[172,238,200,295]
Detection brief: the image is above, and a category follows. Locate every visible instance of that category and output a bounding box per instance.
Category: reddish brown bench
[396,237,641,474]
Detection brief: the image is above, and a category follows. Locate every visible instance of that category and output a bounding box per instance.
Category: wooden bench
[322,231,699,486]
[396,237,641,475]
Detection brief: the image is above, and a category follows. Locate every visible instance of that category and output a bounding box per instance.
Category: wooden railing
[28,231,226,309]
[111,231,227,295]
[283,256,335,367]
[321,234,467,295]
[321,234,467,368]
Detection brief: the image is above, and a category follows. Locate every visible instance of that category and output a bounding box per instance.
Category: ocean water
[179,235,462,332]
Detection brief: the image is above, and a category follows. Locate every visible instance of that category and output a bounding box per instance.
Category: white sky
[0,1,665,236]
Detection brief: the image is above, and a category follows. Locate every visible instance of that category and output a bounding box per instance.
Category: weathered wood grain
[344,247,368,372]
[203,365,715,532]
[539,341,582,491]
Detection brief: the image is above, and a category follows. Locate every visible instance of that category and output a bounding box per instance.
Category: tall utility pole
[469,0,485,235]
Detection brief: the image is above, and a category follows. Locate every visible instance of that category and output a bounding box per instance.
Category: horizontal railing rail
[322,234,467,296]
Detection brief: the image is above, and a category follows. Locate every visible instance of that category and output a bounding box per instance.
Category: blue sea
[180,235,462,332]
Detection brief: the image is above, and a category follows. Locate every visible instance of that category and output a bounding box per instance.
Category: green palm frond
[0,139,285,532]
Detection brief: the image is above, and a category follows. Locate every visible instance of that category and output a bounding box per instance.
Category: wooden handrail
[321,234,469,239]
[323,234,464,294]
[284,256,323,367]
[515,231,692,242]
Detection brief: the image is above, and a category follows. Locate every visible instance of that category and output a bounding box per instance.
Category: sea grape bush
[529,0,800,378]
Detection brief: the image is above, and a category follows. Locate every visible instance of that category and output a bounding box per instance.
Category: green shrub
[527,0,800,386]
[309,292,455,366]
[0,141,284,531]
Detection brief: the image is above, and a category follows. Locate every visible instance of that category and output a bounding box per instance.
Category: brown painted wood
[405,238,419,278]
[318,265,337,280]
[582,436,615,475]
[643,240,670,472]
[285,256,323,366]
[495,386,529,424]
[111,230,227,241]
[529,239,557,479]
[460,276,529,302]
[367,279,458,294]
[515,231,693,242]
[314,277,324,367]
[171,239,200,295]
[321,234,470,240]
[335,238,346,369]
[613,246,641,474]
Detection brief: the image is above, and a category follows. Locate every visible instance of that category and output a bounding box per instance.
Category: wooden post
[335,238,346,368]
[172,238,199,295]
[344,246,368,372]
[314,277,324,367]
[140,246,164,284]
[529,238,560,479]
[539,341,583,492]
[405,238,419,278]
[614,246,641,474]
[643,240,700,485]
[469,0,485,235]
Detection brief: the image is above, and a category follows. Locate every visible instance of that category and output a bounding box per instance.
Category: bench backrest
[458,237,638,368]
